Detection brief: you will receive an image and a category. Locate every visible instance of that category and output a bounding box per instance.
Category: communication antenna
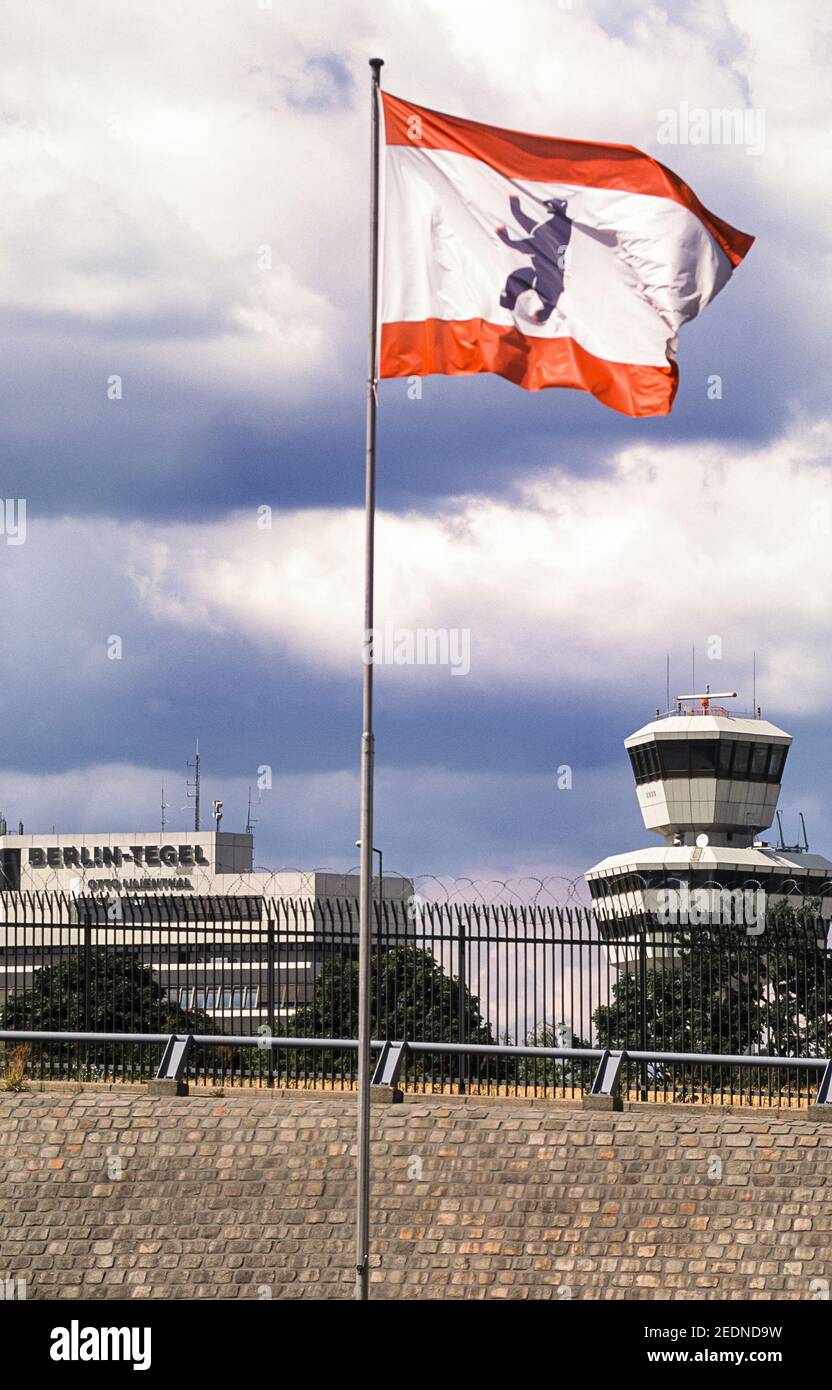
[245,786,258,839]
[212,799,223,831]
[752,650,757,716]
[161,781,170,834]
[186,739,201,832]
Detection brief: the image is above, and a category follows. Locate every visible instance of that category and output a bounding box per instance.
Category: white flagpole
[355,54,383,1303]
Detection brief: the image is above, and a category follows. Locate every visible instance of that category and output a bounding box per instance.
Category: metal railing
[655,705,758,720]
[1,892,832,1104]
[1,1028,830,1109]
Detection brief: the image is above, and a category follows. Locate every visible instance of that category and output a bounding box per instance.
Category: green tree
[594,932,765,1054]
[0,949,216,1080]
[754,898,832,1060]
[282,943,496,1085]
[593,905,832,1098]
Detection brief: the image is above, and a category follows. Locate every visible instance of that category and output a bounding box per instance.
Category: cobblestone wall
[1,1086,830,1299]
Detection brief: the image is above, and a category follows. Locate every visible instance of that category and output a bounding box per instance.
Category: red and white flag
[379,93,753,417]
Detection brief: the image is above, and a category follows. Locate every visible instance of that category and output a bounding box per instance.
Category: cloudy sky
[2,0,831,894]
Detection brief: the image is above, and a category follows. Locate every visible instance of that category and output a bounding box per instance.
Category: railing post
[149,1033,192,1097]
[370,1039,405,1102]
[811,1056,832,1111]
[584,1048,626,1111]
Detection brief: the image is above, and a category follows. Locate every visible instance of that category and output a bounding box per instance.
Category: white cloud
[0,0,829,399]
[6,417,832,716]
[109,419,832,715]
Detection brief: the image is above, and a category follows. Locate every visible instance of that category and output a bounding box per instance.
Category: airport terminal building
[0,828,413,1034]
[3,829,273,896]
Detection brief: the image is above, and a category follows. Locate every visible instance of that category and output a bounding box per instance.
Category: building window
[650,738,786,783]
[768,746,787,780]
[218,988,247,1010]
[661,741,691,775]
[176,985,260,1010]
[628,742,661,785]
[591,867,823,899]
[655,740,721,777]
[0,850,21,890]
[690,742,717,774]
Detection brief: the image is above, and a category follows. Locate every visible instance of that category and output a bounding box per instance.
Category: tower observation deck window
[662,742,690,774]
[690,742,717,774]
[767,746,786,780]
[751,744,768,778]
[628,742,661,784]
[628,739,788,786]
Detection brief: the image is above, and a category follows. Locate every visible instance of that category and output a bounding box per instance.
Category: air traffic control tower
[585,690,832,936]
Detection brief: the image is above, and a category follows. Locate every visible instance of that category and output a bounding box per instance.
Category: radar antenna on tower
[674,688,738,714]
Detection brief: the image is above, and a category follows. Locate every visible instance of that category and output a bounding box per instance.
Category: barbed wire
[409,873,590,906]
[215,868,592,906]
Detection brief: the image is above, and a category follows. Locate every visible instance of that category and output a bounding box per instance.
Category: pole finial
[369,57,384,72]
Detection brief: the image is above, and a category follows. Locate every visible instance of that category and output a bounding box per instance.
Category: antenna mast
[245,786,258,840]
[186,740,201,832]
[753,650,757,715]
[161,780,170,834]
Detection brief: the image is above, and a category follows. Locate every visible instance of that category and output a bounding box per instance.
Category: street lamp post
[355,841,383,923]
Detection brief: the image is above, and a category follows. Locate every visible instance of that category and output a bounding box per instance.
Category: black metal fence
[0,891,830,1104]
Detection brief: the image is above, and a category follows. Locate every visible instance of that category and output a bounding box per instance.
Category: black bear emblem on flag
[497,195,572,323]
